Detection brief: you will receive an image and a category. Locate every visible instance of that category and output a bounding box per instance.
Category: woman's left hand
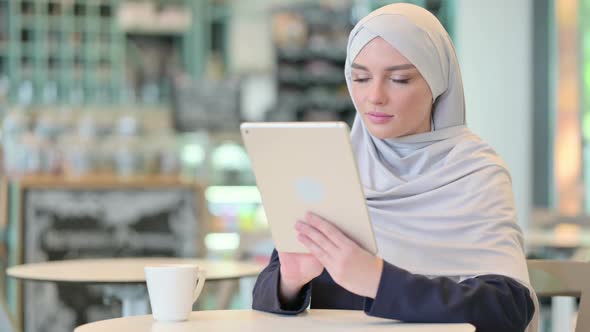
[295,212,383,299]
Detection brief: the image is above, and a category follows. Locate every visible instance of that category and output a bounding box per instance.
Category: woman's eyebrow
[351,63,415,71]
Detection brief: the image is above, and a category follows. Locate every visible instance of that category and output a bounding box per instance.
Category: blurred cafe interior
[0,0,589,331]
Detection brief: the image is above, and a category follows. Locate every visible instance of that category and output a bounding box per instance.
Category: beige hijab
[346,4,537,330]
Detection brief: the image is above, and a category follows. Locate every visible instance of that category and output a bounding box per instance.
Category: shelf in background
[7,174,201,189]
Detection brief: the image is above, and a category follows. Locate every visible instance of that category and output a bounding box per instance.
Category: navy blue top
[252,249,535,332]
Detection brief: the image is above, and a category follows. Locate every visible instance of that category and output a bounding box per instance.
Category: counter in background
[0,174,207,332]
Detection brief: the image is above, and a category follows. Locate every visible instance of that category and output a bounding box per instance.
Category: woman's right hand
[278,252,323,302]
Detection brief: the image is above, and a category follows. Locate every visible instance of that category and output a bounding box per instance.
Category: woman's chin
[367,127,399,140]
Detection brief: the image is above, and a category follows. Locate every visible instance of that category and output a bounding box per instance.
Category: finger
[305,212,354,247]
[297,233,330,266]
[295,220,338,254]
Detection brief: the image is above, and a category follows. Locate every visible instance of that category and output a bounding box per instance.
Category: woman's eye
[391,78,410,84]
[352,78,370,83]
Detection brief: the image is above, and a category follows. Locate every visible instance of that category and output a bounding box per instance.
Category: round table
[74,309,475,332]
[7,258,264,316]
[6,257,263,283]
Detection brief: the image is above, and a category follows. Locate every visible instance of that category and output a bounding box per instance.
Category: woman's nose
[368,81,387,105]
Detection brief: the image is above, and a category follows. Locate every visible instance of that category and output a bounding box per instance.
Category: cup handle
[192,270,206,303]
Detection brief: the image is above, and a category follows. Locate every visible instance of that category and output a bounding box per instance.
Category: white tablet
[240,122,377,254]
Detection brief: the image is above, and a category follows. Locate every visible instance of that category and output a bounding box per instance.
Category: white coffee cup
[144,264,206,322]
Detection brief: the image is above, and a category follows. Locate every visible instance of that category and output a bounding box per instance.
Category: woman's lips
[366,112,394,124]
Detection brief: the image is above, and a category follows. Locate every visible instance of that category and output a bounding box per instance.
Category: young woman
[252,4,537,332]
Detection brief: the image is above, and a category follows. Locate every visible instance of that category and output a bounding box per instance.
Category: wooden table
[7,258,264,316]
[75,309,475,332]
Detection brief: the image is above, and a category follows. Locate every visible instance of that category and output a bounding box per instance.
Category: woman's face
[350,37,433,139]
